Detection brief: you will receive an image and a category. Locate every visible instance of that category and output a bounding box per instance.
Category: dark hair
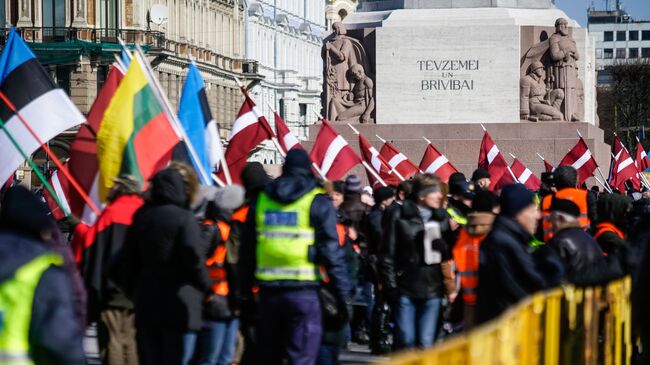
[396,180,413,197]
[553,166,578,189]
[472,190,499,213]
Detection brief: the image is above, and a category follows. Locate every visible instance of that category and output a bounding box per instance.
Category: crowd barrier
[387,277,632,365]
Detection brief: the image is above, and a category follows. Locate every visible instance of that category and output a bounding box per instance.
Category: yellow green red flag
[97,56,179,200]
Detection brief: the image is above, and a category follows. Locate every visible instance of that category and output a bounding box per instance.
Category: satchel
[318,285,347,332]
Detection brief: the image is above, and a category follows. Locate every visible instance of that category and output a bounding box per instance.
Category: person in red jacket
[80,174,144,365]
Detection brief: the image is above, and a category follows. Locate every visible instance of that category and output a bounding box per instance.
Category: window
[99,0,119,39]
[616,48,626,58]
[596,48,603,59]
[643,30,650,40]
[630,31,639,41]
[616,31,626,41]
[630,48,639,58]
[642,48,650,58]
[43,0,66,39]
[604,48,613,59]
[604,31,613,41]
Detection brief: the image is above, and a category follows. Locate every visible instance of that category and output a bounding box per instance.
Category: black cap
[373,186,395,203]
[449,177,476,199]
[550,197,581,218]
[471,168,491,181]
[541,172,555,186]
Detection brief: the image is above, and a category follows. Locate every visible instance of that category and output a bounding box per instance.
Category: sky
[555,0,650,26]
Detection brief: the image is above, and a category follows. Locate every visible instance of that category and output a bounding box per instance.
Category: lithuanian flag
[97,56,179,201]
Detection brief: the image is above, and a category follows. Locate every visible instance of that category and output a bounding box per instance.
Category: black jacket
[340,192,371,246]
[364,204,385,256]
[476,216,549,324]
[239,162,352,301]
[120,169,211,331]
[548,226,604,275]
[380,200,453,300]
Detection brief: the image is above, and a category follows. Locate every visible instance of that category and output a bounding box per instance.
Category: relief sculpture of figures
[322,22,375,123]
[520,17,585,122]
[549,18,583,122]
[520,61,564,121]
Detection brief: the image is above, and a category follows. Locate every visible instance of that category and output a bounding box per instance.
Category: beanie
[500,184,536,218]
[373,186,395,203]
[471,168,491,181]
[550,197,580,218]
[241,162,271,199]
[345,175,362,193]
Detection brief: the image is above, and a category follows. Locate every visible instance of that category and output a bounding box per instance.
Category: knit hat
[550,197,580,218]
[471,168,491,182]
[500,184,536,218]
[345,175,362,193]
[241,162,272,199]
[373,186,395,204]
[284,149,313,176]
[472,190,499,213]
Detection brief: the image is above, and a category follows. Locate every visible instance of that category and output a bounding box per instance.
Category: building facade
[244,0,325,164]
[588,7,650,84]
[325,0,357,31]
[1,0,257,145]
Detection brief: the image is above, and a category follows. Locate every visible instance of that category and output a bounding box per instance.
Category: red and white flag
[221,90,275,185]
[477,131,509,190]
[310,119,361,181]
[379,141,420,180]
[358,134,399,187]
[43,66,124,223]
[418,143,458,184]
[274,111,303,154]
[538,154,555,173]
[635,138,650,172]
[610,137,640,191]
[510,158,541,191]
[558,137,598,185]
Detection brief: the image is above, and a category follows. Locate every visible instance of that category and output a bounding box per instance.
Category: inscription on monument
[417,59,480,91]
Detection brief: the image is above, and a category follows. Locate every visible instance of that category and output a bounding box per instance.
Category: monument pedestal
[307,122,610,186]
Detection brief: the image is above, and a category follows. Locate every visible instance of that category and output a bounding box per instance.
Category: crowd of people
[2,148,650,365]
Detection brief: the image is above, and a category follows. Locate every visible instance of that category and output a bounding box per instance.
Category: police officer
[239,149,352,365]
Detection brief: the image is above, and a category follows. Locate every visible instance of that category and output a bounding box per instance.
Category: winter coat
[476,216,549,324]
[239,161,352,301]
[364,204,385,256]
[0,232,85,364]
[340,192,371,246]
[548,226,604,275]
[119,169,211,331]
[81,194,144,321]
[595,193,631,255]
[380,199,455,300]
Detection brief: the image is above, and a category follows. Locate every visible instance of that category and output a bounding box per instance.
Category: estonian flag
[0,27,84,184]
[174,62,222,185]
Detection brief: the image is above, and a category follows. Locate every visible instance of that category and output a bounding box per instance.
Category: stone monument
[314,0,609,180]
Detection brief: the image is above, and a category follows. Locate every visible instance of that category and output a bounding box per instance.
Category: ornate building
[1,0,257,139]
[325,0,357,30]
[244,0,325,164]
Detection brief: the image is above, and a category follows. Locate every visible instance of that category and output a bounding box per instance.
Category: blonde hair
[169,162,199,204]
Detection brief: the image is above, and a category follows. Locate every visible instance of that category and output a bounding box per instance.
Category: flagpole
[361,161,387,187]
[593,175,610,193]
[0,117,70,217]
[597,167,613,193]
[0,91,101,216]
[134,46,218,186]
[635,136,650,189]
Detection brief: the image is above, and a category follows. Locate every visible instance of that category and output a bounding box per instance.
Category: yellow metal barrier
[386,277,632,365]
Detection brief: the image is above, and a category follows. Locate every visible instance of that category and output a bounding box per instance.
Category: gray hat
[214,185,245,212]
[345,175,362,193]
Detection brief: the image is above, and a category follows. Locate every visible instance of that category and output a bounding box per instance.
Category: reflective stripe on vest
[594,222,625,241]
[0,254,63,365]
[255,188,323,282]
[541,188,590,242]
[446,207,468,225]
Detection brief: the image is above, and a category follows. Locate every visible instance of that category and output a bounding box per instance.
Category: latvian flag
[609,136,640,191]
[379,141,420,180]
[0,27,85,185]
[174,62,222,185]
[274,111,303,153]
[220,90,274,185]
[310,119,361,181]
[44,65,124,223]
[510,158,541,191]
[419,142,458,184]
[635,138,649,172]
[558,137,598,185]
[543,158,554,173]
[358,134,398,187]
[477,131,509,191]
[97,55,180,201]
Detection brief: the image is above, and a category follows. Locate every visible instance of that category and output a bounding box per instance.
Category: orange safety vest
[335,223,346,247]
[452,228,486,305]
[593,222,624,240]
[231,205,249,223]
[541,188,590,242]
[203,219,231,296]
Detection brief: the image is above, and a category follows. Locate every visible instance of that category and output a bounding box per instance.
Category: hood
[597,193,631,230]
[266,150,317,204]
[0,232,47,282]
[150,168,188,207]
[0,186,51,240]
[466,212,496,236]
